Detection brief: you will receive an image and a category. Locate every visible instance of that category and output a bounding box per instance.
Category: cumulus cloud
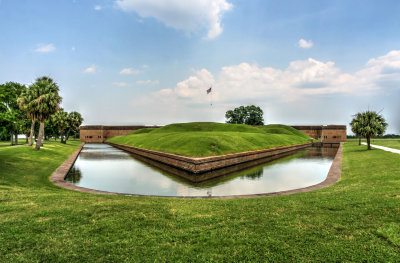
[35,43,56,53]
[115,0,232,39]
[83,65,97,73]
[120,67,141,75]
[94,5,103,10]
[128,50,400,127]
[298,39,313,49]
[136,80,159,85]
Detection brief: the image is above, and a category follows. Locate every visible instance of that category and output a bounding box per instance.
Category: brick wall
[292,125,347,142]
[80,125,160,143]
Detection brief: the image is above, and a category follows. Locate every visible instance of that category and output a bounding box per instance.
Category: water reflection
[67,167,82,183]
[65,144,336,197]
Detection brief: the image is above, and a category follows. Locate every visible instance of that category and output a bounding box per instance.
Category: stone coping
[49,142,343,199]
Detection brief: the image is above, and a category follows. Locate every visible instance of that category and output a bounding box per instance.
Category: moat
[65,144,337,197]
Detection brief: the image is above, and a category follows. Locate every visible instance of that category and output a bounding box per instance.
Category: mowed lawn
[368,138,400,150]
[0,140,399,262]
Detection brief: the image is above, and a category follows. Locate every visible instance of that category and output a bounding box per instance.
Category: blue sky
[1,0,399,133]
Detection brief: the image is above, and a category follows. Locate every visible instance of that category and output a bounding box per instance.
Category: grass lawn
[0,140,399,262]
[108,122,311,157]
[368,139,400,150]
[0,141,27,147]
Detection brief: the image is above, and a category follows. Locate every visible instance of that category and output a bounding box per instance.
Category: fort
[80,124,347,143]
[80,125,160,143]
[292,125,347,143]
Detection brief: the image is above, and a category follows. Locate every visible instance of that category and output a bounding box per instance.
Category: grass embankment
[0,140,399,261]
[107,122,311,157]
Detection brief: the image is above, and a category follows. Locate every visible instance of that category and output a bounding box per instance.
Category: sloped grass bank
[107,122,311,157]
[0,141,399,261]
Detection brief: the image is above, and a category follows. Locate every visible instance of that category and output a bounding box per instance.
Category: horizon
[1,0,399,134]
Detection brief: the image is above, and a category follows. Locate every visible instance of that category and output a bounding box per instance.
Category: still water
[65,144,336,197]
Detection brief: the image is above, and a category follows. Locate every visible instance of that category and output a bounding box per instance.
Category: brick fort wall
[80,125,160,143]
[292,125,347,142]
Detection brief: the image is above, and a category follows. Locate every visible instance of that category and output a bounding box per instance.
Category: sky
[0,0,399,134]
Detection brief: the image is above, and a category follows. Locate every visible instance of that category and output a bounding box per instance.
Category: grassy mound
[107,122,311,157]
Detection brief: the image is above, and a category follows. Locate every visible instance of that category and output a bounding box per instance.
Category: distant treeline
[347,134,400,139]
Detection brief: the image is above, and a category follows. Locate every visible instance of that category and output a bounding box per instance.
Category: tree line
[0,77,83,150]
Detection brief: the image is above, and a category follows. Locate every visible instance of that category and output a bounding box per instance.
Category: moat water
[65,144,337,197]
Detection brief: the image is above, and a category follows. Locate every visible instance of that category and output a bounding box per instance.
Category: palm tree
[17,86,37,146]
[29,77,62,150]
[351,111,388,150]
[350,113,363,145]
[52,108,69,143]
[66,111,83,141]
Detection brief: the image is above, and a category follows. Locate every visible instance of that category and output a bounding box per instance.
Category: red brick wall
[80,126,160,143]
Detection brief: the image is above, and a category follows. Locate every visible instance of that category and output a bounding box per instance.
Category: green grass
[369,138,400,150]
[0,140,399,262]
[108,122,311,157]
[0,141,27,147]
[347,138,400,150]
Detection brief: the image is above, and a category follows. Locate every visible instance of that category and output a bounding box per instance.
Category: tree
[350,113,363,145]
[17,84,38,146]
[66,111,83,141]
[225,105,264,125]
[350,111,388,150]
[52,108,69,143]
[28,77,62,150]
[0,82,27,145]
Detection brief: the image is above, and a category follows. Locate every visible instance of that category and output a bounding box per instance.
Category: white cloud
[298,39,313,49]
[115,0,233,39]
[148,50,400,109]
[84,65,97,73]
[120,67,141,75]
[142,64,149,68]
[136,80,159,85]
[35,43,56,53]
[113,82,128,87]
[71,46,76,51]
[94,5,103,10]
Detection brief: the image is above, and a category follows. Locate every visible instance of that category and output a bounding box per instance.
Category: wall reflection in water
[65,144,337,197]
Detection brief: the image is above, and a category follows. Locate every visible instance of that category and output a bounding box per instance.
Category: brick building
[292,125,347,142]
[80,125,160,143]
[80,124,347,143]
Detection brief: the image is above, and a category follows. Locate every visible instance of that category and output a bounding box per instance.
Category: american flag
[206,87,212,94]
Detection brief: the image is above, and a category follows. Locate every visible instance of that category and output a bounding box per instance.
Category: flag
[207,87,212,94]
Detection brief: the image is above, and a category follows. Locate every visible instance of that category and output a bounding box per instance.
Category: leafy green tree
[225,105,264,125]
[65,111,83,141]
[350,113,363,145]
[17,85,38,146]
[350,111,388,150]
[0,82,27,145]
[28,77,62,150]
[52,108,69,143]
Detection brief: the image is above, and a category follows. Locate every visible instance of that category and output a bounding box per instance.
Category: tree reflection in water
[243,168,263,179]
[66,167,82,183]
